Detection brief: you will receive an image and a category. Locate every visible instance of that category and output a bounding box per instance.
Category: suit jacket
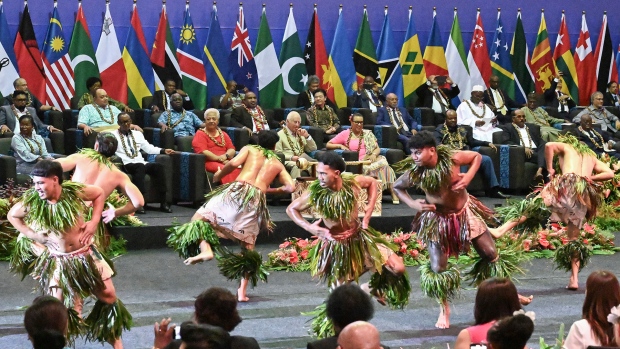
[434,124,488,149]
[0,105,48,133]
[3,93,43,113]
[353,89,386,109]
[151,90,194,111]
[483,87,518,123]
[603,91,620,107]
[231,106,279,130]
[376,106,418,132]
[275,127,317,160]
[578,127,612,150]
[500,122,544,148]
[544,80,576,111]
[166,335,260,349]
[415,83,460,110]
[307,335,391,349]
[297,90,337,109]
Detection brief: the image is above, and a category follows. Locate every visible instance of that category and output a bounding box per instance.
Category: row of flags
[0,3,618,111]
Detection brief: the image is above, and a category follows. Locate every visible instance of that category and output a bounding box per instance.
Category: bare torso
[235,147,287,192]
[556,146,596,177]
[70,155,122,197]
[319,186,362,236]
[424,163,469,213]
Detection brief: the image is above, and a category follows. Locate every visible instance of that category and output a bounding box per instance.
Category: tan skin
[336,321,383,349]
[18,118,46,162]
[159,93,205,133]
[79,89,141,136]
[313,91,337,134]
[199,111,235,164]
[592,93,620,129]
[0,94,61,134]
[151,81,188,113]
[186,145,295,301]
[220,80,249,109]
[445,110,495,151]
[326,116,379,162]
[284,112,310,162]
[89,81,133,113]
[428,75,454,89]
[14,78,57,112]
[357,75,379,93]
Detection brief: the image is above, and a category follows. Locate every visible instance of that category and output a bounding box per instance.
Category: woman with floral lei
[287,151,409,309]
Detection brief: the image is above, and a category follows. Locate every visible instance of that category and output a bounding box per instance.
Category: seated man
[0,90,61,143]
[457,85,503,143]
[353,76,385,112]
[151,79,194,113]
[483,75,519,124]
[297,75,336,109]
[3,78,58,113]
[275,111,317,178]
[158,93,205,139]
[574,91,620,140]
[114,113,175,213]
[500,109,546,181]
[79,88,142,135]
[230,91,278,144]
[435,110,509,198]
[577,114,620,158]
[337,321,384,349]
[604,80,620,107]
[219,80,247,110]
[377,93,419,154]
[521,92,563,141]
[306,89,340,136]
[544,74,576,121]
[415,75,460,124]
[77,77,132,112]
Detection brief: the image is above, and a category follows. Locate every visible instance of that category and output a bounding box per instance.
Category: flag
[399,6,426,106]
[327,7,356,108]
[594,13,618,94]
[553,12,578,102]
[530,11,555,93]
[574,12,596,106]
[423,9,449,78]
[279,5,307,97]
[303,5,329,92]
[122,3,154,109]
[510,10,535,104]
[445,9,469,102]
[0,2,19,98]
[42,4,73,109]
[96,2,127,104]
[229,4,257,94]
[353,8,379,86]
[490,10,515,99]
[467,10,492,90]
[178,4,207,110]
[151,4,181,91]
[376,8,403,106]
[14,4,45,101]
[203,4,229,107]
[617,45,620,81]
[69,2,98,101]
[254,6,282,109]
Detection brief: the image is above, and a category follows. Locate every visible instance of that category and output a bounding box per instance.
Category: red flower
[402,233,411,241]
[311,238,320,246]
[539,237,550,248]
[300,250,309,260]
[561,237,569,245]
[399,244,407,253]
[583,239,589,245]
[409,249,419,258]
[279,241,291,249]
[297,239,309,248]
[394,237,403,244]
[289,250,299,264]
[523,239,531,252]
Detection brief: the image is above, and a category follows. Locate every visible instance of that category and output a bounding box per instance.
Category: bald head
[337,321,382,349]
[385,93,398,108]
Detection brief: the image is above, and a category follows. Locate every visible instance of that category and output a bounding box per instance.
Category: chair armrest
[143,128,175,150]
[0,154,17,185]
[366,125,398,149]
[64,128,98,154]
[380,148,405,164]
[132,109,150,128]
[175,136,195,153]
[62,109,78,131]
[49,131,65,155]
[223,127,250,150]
[169,152,207,203]
[44,110,64,131]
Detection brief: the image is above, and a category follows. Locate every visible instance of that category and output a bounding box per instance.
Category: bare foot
[435,301,450,329]
[518,294,533,305]
[183,250,214,265]
[237,288,249,302]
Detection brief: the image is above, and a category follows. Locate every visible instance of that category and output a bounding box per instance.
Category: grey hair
[204,108,220,120]
[307,75,320,86]
[591,91,604,104]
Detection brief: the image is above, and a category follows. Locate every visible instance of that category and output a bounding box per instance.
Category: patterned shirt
[157,109,203,137]
[307,105,340,132]
[77,103,121,130]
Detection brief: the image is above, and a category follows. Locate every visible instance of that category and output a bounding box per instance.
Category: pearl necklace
[165,109,186,129]
[578,126,604,149]
[92,103,115,124]
[512,123,533,148]
[119,131,139,159]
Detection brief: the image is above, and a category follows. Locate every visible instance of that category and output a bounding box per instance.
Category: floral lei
[165,109,186,129]
[243,105,267,131]
[92,103,115,124]
[20,134,43,156]
[464,100,489,119]
[578,126,604,149]
[308,173,359,221]
[11,104,31,119]
[586,106,612,123]
[78,148,114,169]
[527,107,551,127]
[310,105,337,128]
[21,181,86,235]
[202,128,226,148]
[346,129,365,152]
[442,124,464,150]
[512,123,534,148]
[119,131,139,159]
[388,107,406,131]
[283,127,304,156]
[408,145,455,194]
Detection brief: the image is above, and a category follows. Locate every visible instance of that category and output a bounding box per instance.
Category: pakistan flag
[279,6,307,97]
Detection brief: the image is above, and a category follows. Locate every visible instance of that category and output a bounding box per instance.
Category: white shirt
[563,319,602,349]
[430,87,449,114]
[456,100,503,143]
[516,125,536,149]
[113,129,162,165]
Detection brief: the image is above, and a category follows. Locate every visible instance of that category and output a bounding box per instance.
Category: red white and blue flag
[42,3,73,109]
[228,4,257,93]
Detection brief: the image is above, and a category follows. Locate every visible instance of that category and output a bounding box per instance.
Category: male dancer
[287,151,407,307]
[8,160,131,348]
[393,131,501,328]
[168,131,295,302]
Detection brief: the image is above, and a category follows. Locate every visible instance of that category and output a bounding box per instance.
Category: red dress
[192,129,241,184]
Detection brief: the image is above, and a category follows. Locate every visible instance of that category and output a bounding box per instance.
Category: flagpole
[384,6,387,17]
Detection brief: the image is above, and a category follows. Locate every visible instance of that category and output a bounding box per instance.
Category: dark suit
[151,90,194,111]
[578,127,620,157]
[0,105,49,134]
[415,83,460,125]
[307,335,390,349]
[353,89,386,109]
[603,91,620,107]
[166,335,260,349]
[483,87,518,124]
[3,93,43,113]
[377,106,418,152]
[544,79,576,120]
[500,122,546,168]
[231,106,278,130]
[297,90,336,109]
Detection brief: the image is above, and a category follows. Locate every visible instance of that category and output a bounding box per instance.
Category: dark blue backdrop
[3,0,618,66]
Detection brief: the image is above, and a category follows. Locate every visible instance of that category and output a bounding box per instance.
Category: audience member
[521,92,563,141]
[454,278,522,349]
[178,321,230,349]
[578,114,620,158]
[435,110,509,199]
[192,108,240,184]
[564,270,620,349]
[307,283,376,349]
[158,93,205,139]
[79,88,142,135]
[327,113,399,204]
[483,75,519,124]
[11,115,53,174]
[114,114,175,213]
[604,81,620,107]
[231,91,278,144]
[544,74,576,121]
[219,80,247,110]
[151,79,194,113]
[275,111,317,178]
[457,85,503,143]
[0,90,60,136]
[24,296,68,349]
[337,321,384,349]
[298,75,336,109]
[500,110,546,181]
[77,76,132,112]
[416,75,460,124]
[486,313,535,349]
[353,76,385,112]
[307,89,340,135]
[608,304,620,347]
[3,78,57,113]
[377,93,419,154]
[574,92,620,139]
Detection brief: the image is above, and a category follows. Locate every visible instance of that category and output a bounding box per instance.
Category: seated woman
[326,113,399,204]
[77,76,132,112]
[11,115,53,174]
[564,270,620,349]
[192,108,241,184]
[307,89,340,136]
[24,296,68,349]
[454,278,522,349]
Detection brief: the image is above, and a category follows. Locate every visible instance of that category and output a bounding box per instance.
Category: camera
[435,75,447,85]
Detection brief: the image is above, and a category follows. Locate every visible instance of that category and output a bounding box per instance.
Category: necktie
[369,90,379,104]
[614,95,618,106]
[435,90,447,113]
[558,92,566,113]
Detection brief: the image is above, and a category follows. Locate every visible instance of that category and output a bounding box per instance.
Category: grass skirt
[369,266,411,309]
[542,173,603,226]
[464,239,528,286]
[494,195,550,235]
[419,262,461,303]
[217,248,269,287]
[84,299,133,344]
[554,240,592,272]
[166,219,221,259]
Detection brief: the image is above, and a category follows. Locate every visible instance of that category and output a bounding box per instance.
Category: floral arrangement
[265,237,318,272]
[382,229,427,266]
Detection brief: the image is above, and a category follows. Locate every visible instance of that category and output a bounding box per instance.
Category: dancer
[7,160,131,348]
[393,131,508,329]
[287,151,408,308]
[167,131,295,302]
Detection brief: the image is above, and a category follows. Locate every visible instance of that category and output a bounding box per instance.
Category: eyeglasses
[14,98,27,102]
[351,120,364,124]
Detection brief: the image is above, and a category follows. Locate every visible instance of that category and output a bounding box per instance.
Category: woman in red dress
[192,108,241,184]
